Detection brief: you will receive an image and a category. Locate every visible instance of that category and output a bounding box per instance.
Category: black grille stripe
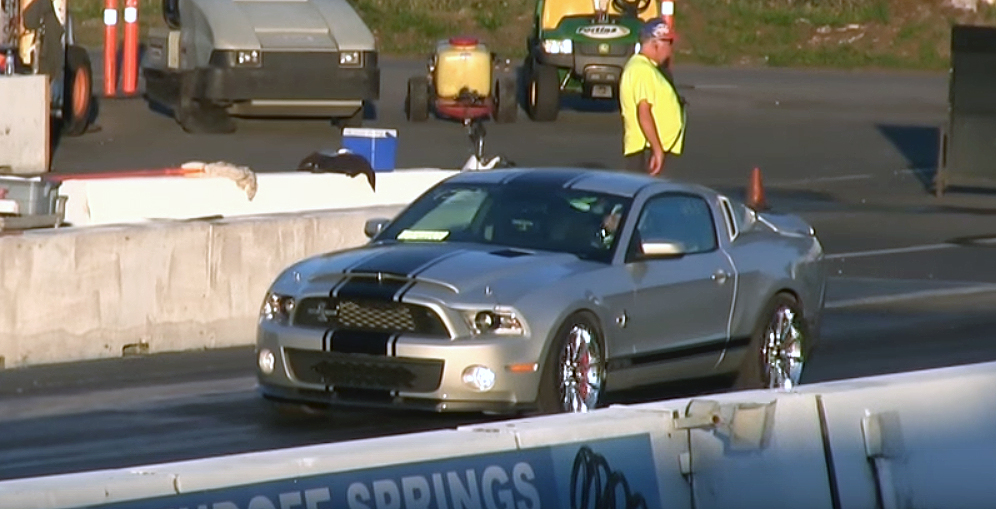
[328,330,393,355]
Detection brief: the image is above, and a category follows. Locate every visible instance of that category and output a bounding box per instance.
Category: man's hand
[648,148,664,176]
[637,101,664,176]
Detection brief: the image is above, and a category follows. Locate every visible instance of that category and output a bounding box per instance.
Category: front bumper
[143,50,380,116]
[256,322,545,414]
[534,48,629,99]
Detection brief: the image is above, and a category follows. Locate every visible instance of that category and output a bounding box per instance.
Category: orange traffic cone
[746,167,767,211]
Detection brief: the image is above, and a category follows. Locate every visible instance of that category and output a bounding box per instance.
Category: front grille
[293,297,449,337]
[285,348,444,392]
[576,43,632,57]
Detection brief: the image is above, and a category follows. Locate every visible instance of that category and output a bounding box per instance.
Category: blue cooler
[341,128,398,172]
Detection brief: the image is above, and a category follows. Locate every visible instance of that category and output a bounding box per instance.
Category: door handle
[712,270,728,284]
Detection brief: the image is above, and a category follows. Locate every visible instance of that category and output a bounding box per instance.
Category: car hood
[199,0,376,51]
[286,242,596,304]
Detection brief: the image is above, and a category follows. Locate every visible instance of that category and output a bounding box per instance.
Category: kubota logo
[577,24,630,39]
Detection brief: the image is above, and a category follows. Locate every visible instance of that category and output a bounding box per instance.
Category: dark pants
[623,149,650,174]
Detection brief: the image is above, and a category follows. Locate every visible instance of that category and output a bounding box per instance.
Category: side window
[635,193,718,254]
[718,195,739,241]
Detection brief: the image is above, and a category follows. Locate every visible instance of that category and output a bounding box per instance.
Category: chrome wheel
[760,304,804,389]
[559,323,605,412]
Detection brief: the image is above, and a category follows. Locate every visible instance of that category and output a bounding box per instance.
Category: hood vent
[489,249,533,258]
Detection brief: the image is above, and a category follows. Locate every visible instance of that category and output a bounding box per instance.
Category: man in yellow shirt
[619,18,685,176]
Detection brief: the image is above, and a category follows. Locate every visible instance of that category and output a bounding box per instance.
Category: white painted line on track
[826,243,956,260]
[826,284,996,309]
[784,173,875,186]
[827,237,996,260]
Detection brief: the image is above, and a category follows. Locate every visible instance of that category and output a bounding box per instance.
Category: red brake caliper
[578,345,590,401]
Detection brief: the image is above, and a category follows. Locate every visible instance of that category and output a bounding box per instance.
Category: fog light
[462,365,496,392]
[258,348,275,374]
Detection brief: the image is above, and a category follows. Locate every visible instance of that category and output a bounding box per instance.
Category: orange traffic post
[661,0,675,70]
[747,166,768,211]
[103,0,118,97]
[122,0,139,95]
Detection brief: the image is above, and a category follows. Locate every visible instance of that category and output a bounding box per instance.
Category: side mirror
[364,218,390,239]
[639,240,685,259]
[163,0,181,29]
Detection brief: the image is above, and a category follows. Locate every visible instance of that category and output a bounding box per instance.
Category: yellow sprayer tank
[433,37,492,99]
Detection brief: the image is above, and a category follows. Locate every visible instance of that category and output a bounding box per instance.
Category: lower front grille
[285,348,444,393]
[293,297,449,338]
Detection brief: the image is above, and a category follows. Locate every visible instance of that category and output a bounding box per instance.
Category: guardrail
[2,360,994,509]
[0,169,456,370]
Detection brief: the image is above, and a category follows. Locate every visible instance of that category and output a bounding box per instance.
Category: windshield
[377,182,633,263]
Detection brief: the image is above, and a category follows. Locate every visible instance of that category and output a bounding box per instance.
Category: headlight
[463,308,525,336]
[261,292,296,324]
[542,39,573,54]
[339,50,362,67]
[234,50,261,67]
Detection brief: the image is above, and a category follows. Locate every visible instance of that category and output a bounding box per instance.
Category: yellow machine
[1,0,93,138]
[406,36,516,124]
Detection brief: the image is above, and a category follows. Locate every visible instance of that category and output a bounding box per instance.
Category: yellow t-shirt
[619,54,685,156]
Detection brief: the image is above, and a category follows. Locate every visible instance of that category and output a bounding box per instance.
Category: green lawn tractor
[524,0,665,121]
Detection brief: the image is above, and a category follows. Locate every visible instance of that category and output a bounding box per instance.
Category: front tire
[536,312,606,414]
[526,59,559,122]
[733,292,807,390]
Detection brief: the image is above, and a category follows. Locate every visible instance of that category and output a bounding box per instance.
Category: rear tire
[494,75,517,123]
[406,76,430,122]
[733,292,808,390]
[61,45,94,137]
[526,60,559,122]
[536,311,606,414]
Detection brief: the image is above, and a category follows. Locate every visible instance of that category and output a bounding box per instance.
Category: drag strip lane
[3,287,996,482]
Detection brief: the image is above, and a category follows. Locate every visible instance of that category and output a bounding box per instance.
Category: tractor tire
[61,45,94,137]
[494,75,517,123]
[175,74,236,134]
[526,60,559,122]
[406,76,430,122]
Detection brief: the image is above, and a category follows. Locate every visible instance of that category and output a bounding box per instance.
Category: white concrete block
[0,205,405,368]
[0,75,49,174]
[58,169,458,227]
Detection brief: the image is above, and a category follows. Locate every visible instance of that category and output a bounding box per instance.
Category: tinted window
[635,193,717,254]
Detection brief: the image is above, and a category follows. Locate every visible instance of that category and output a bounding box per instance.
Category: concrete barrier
[56,169,458,227]
[0,205,405,369]
[0,75,50,174]
[2,361,995,509]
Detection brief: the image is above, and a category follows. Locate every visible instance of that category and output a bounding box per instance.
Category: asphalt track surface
[3,54,996,482]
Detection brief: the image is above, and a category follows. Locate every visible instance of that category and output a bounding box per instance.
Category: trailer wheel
[406,76,430,122]
[494,75,517,123]
[62,45,94,137]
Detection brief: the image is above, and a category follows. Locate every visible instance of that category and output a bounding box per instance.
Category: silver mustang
[255,167,826,415]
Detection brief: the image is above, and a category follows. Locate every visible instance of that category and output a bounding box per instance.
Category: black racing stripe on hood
[328,330,392,355]
[333,277,408,302]
[347,244,459,277]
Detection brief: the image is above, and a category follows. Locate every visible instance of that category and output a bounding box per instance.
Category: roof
[442,167,716,199]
